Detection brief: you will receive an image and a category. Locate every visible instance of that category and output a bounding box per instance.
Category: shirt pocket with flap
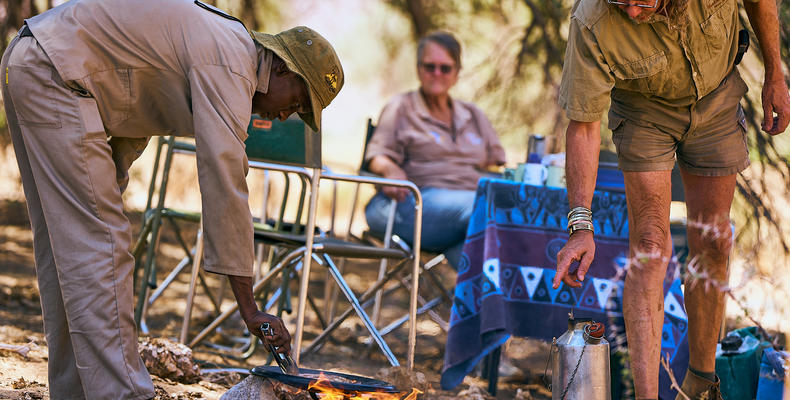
[610,51,669,96]
[400,127,447,162]
[84,68,132,126]
[696,0,733,63]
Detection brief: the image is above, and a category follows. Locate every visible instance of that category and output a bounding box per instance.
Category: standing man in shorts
[1,0,343,398]
[553,0,789,399]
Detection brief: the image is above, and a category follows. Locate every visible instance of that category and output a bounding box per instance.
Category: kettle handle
[543,337,558,390]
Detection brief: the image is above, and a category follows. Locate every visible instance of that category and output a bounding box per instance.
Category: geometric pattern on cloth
[441,178,689,400]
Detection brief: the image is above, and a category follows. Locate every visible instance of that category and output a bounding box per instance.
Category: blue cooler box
[756,348,787,400]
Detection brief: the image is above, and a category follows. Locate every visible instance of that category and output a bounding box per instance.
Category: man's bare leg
[622,170,674,399]
[680,171,736,376]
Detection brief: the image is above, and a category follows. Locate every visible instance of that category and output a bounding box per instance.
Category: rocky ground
[0,200,553,399]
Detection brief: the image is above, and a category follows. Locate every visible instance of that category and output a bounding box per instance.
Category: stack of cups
[542,153,566,189]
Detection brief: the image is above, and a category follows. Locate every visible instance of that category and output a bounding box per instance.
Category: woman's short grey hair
[417,31,462,69]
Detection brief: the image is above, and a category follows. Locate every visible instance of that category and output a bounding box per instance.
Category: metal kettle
[550,313,611,400]
[527,134,546,162]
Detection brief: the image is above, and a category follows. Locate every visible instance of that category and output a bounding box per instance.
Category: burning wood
[271,380,313,400]
[222,374,423,400]
[307,372,422,399]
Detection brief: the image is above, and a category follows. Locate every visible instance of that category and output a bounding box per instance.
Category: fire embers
[307,372,422,399]
[221,375,422,400]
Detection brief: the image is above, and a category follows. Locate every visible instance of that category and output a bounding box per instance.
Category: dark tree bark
[405,0,433,39]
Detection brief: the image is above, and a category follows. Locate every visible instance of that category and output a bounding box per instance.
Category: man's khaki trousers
[1,34,154,400]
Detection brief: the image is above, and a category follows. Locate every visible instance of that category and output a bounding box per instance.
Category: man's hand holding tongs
[261,322,299,375]
[244,312,291,354]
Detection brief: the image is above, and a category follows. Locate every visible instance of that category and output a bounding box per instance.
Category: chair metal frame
[177,116,425,370]
[341,118,453,335]
[132,136,220,333]
[134,135,311,345]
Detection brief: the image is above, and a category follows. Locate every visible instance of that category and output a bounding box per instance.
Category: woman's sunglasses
[419,62,454,75]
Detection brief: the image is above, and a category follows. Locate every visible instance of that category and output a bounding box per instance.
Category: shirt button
[692,71,698,77]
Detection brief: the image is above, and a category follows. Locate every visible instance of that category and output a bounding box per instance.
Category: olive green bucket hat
[251,26,344,133]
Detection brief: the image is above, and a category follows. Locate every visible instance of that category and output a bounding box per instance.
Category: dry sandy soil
[0,199,553,400]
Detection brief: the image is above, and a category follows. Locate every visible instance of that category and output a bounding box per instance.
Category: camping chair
[132,135,295,340]
[337,118,454,335]
[181,115,426,369]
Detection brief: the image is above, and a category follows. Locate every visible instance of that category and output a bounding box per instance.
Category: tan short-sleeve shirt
[365,91,506,191]
[559,0,756,122]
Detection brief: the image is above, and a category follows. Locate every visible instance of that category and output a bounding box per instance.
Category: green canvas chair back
[245,115,322,168]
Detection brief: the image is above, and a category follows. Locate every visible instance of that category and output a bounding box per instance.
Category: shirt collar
[610,3,668,24]
[412,90,472,129]
[451,97,472,129]
[255,44,273,94]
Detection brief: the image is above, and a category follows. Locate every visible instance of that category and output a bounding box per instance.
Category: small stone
[456,384,495,400]
[375,366,431,393]
[514,388,533,400]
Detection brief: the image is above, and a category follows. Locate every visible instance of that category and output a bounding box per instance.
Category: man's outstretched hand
[553,231,596,289]
[760,78,790,135]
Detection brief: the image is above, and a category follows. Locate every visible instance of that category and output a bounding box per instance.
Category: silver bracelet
[568,206,592,219]
[569,221,594,235]
[567,216,593,227]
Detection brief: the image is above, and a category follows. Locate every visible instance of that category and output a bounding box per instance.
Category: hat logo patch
[325,73,338,94]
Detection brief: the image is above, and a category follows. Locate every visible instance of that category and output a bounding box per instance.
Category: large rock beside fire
[138,337,200,384]
[221,376,312,400]
[220,376,276,400]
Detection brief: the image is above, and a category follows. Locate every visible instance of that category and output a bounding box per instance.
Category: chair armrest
[248,159,312,177]
[320,170,421,201]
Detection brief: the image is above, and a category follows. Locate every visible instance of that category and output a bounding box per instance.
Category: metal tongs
[260,322,299,375]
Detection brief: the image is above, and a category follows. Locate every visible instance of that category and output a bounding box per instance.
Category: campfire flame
[306,373,423,399]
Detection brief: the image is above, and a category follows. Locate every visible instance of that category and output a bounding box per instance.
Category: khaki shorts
[608,68,750,176]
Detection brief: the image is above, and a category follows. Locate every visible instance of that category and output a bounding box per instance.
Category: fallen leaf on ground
[0,341,37,359]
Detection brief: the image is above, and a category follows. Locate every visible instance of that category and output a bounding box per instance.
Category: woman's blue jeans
[364,187,475,269]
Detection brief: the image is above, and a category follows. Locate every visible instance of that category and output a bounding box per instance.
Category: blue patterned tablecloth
[441,178,689,399]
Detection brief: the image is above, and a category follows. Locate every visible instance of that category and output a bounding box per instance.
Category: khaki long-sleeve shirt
[559,0,758,122]
[27,0,266,277]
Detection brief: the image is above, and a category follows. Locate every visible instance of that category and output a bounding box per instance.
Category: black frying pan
[250,366,400,394]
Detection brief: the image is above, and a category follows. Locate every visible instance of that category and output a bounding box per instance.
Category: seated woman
[364,31,506,269]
